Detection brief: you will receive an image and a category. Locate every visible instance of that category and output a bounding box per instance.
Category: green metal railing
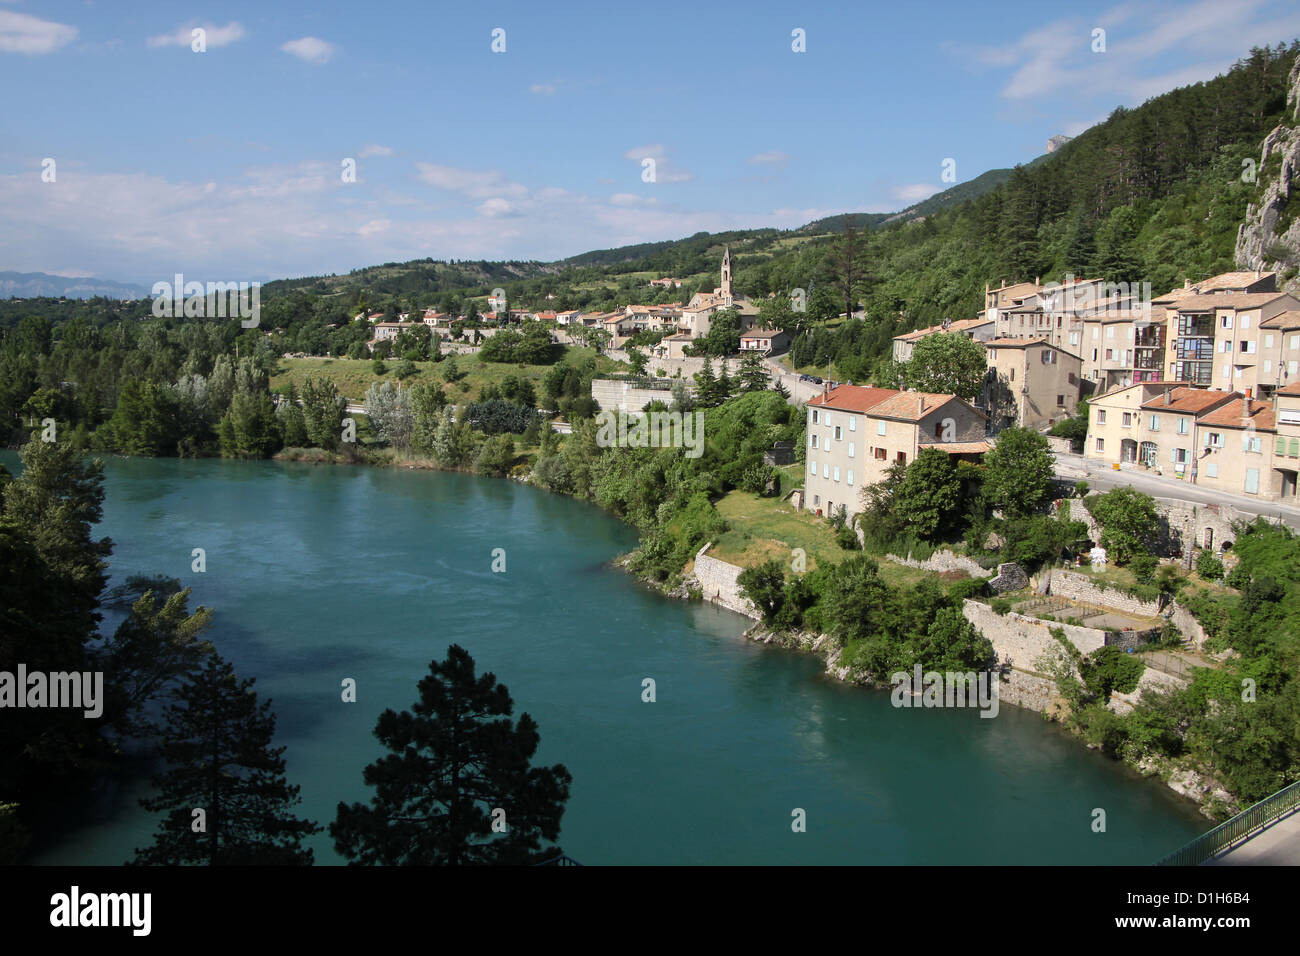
[1157,780,1300,866]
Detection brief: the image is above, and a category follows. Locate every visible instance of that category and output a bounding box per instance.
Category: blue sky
[2,0,1298,284]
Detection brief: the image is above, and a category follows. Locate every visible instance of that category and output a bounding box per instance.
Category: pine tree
[131,654,320,865]
[331,644,571,865]
[737,353,770,392]
[693,357,719,407]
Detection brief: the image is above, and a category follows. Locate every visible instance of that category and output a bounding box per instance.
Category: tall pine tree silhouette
[331,644,571,865]
[131,653,319,865]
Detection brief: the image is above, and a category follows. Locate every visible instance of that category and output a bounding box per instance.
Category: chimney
[1245,387,1253,400]
[1184,278,1191,290]
[1164,388,1171,405]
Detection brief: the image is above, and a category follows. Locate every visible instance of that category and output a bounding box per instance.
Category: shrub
[1129,553,1158,584]
[1074,481,1089,498]
[990,597,1012,616]
[1196,551,1224,581]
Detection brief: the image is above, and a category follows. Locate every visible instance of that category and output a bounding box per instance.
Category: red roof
[807,385,899,413]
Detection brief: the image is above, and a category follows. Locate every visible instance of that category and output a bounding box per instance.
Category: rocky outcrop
[1236,55,1300,289]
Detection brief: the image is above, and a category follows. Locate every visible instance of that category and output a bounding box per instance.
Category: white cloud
[529,83,556,95]
[961,0,1300,105]
[0,11,77,54]
[360,144,393,158]
[892,183,942,203]
[747,151,789,166]
[477,198,516,217]
[281,36,335,65]
[609,193,658,207]
[148,22,245,49]
[415,163,527,199]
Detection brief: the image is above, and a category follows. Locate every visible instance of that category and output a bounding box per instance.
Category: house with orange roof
[802,384,986,522]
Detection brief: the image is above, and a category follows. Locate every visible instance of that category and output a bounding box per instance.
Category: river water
[7,453,1204,864]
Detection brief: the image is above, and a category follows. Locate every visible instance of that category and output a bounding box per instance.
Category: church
[680,245,759,337]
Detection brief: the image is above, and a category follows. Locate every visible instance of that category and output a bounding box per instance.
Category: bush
[372,358,388,375]
[836,526,860,551]
[990,597,1012,616]
[1074,481,1089,498]
[1129,553,1158,584]
[1196,551,1225,581]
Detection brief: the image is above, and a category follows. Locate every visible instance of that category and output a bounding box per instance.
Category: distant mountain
[0,271,149,300]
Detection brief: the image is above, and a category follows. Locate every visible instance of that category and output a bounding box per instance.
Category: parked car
[810,376,823,385]
[798,374,812,383]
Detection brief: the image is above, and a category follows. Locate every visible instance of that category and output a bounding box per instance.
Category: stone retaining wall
[693,543,758,618]
[589,379,681,415]
[1047,569,1162,617]
[887,549,994,578]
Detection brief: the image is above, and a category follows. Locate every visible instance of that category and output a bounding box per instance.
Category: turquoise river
[9,453,1206,864]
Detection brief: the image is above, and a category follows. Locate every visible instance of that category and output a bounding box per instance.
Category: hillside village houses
[803,384,988,523]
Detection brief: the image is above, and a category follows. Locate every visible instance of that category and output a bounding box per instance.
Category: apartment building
[1194,397,1281,498]
[1156,291,1300,391]
[803,385,987,523]
[1085,381,1299,501]
[982,338,1083,430]
[1256,311,1300,397]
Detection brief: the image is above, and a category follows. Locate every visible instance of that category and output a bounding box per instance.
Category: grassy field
[705,487,932,589]
[269,348,617,404]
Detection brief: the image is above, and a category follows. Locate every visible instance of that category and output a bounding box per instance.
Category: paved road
[1206,806,1300,865]
[1054,451,1300,531]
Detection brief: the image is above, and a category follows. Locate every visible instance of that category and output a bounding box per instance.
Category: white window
[1264,360,1273,374]
[834,426,842,441]
[1290,334,1300,350]
[849,417,856,432]
[1206,462,1218,477]
[1223,365,1231,379]
[811,434,818,449]
[1106,326,1115,339]
[1245,468,1260,494]
[1290,360,1299,375]
[1093,327,1100,340]
[1243,341,1256,355]
[1222,315,1233,330]
[848,442,854,458]
[833,466,840,482]
[1121,412,1132,427]
[1097,409,1107,424]
[1172,448,1189,464]
[1242,315,1251,329]
[1070,332,1079,346]
[877,420,886,436]
[1245,436,1262,453]
[847,469,854,486]
[1219,340,1231,353]
[1177,418,1189,435]
[823,463,829,478]
[1235,368,1243,379]
[1265,334,1275,348]
[1149,415,1160,431]
[810,459,817,474]
[1209,433,1223,448]
[812,409,819,424]
[1095,437,1104,452]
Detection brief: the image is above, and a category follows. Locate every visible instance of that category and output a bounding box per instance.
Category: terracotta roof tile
[1197,398,1275,431]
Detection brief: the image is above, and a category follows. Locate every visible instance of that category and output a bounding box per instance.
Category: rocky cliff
[1236,55,1300,291]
